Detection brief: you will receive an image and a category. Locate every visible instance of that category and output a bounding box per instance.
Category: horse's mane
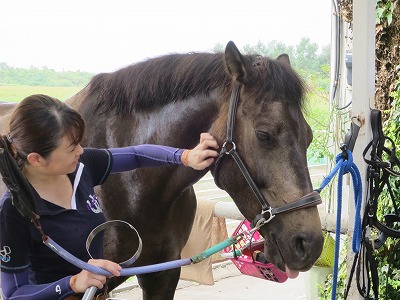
[86,52,305,115]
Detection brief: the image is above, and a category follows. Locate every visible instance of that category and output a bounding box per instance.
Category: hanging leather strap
[350,109,400,299]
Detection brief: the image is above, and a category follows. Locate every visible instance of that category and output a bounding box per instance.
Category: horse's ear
[276,54,291,67]
[224,41,257,84]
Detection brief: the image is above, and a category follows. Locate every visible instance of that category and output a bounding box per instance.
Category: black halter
[213,82,321,228]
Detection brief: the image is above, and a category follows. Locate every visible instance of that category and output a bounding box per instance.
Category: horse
[0,41,324,299]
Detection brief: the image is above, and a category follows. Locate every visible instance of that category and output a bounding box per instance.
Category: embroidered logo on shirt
[55,284,61,294]
[0,246,11,262]
[86,194,102,213]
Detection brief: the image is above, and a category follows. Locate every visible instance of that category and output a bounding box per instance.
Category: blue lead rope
[317,150,362,300]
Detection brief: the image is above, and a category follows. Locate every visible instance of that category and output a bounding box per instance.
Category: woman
[0,94,219,299]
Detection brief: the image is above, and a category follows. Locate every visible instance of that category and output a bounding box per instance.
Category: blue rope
[317,150,362,300]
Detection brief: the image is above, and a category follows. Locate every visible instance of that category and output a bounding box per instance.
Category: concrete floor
[108,262,331,300]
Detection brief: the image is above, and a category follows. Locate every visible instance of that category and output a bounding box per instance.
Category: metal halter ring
[86,220,142,267]
[221,141,236,155]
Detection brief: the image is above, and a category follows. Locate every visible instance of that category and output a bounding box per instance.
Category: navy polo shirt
[0,148,112,284]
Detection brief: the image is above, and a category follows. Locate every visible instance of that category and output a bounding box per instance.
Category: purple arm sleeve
[109,144,185,173]
[1,271,74,300]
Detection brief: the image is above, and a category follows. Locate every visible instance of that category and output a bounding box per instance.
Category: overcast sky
[0,0,332,73]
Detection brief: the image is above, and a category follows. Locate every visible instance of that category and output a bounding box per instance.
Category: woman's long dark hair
[1,94,85,169]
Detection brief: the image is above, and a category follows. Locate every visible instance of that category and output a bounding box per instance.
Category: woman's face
[42,135,84,175]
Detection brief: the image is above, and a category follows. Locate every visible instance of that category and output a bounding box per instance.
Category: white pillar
[346,0,375,299]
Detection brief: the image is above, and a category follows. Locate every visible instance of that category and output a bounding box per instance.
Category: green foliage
[317,65,400,300]
[375,66,400,299]
[0,63,94,87]
[385,66,400,143]
[239,38,332,167]
[242,37,331,76]
[375,185,400,299]
[304,87,333,165]
[213,43,225,53]
[300,59,332,166]
[319,237,348,299]
[376,0,395,25]
[243,40,296,63]
[319,67,400,300]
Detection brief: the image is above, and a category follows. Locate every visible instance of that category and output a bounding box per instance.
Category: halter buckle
[251,208,275,230]
[261,207,275,224]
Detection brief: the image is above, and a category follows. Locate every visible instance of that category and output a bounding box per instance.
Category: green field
[0,85,84,102]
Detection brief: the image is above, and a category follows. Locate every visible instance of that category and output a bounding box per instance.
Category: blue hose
[45,234,238,276]
[45,237,192,276]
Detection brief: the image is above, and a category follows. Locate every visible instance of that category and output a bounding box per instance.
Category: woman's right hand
[184,133,219,170]
[70,259,121,293]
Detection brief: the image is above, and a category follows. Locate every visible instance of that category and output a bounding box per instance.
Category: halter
[213,82,322,228]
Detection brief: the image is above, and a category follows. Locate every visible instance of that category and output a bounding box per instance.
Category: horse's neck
[0,102,17,135]
[66,88,89,111]
[0,115,10,135]
[70,86,222,197]
[117,95,221,149]
[73,85,223,150]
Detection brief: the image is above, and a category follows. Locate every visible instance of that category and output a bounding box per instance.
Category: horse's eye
[256,130,273,145]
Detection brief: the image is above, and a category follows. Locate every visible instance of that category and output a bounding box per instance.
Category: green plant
[303,65,333,166]
[319,66,400,300]
[305,92,333,165]
[366,173,400,299]
[376,0,395,25]
[385,65,400,143]
[374,66,400,299]
[318,237,348,299]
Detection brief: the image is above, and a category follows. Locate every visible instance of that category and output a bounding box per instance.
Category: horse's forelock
[254,58,306,108]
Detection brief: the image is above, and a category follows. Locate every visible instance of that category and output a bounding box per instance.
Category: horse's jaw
[258,210,324,277]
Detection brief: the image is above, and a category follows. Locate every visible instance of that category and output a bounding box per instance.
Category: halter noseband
[213,82,321,228]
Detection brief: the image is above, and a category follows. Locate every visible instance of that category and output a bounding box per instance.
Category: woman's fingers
[201,140,219,152]
[88,259,122,277]
[83,274,106,289]
[186,133,219,170]
[189,147,219,170]
[199,133,219,150]
[199,132,214,144]
[73,259,122,292]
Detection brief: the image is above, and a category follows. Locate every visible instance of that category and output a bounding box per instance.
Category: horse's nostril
[294,236,307,258]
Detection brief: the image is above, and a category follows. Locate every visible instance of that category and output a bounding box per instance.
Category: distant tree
[294,37,320,71]
[243,40,295,61]
[213,43,225,53]
[219,37,330,77]
[0,63,94,87]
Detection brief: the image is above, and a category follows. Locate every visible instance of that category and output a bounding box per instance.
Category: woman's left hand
[186,133,219,170]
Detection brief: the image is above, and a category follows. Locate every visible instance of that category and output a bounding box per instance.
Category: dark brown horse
[0,41,323,299]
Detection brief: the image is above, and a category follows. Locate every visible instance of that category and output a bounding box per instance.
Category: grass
[0,84,84,102]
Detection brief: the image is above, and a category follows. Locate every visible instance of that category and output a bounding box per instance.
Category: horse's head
[210,41,324,278]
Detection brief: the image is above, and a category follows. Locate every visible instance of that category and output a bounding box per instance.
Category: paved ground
[108,261,331,300]
[107,165,331,300]
[106,215,334,300]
